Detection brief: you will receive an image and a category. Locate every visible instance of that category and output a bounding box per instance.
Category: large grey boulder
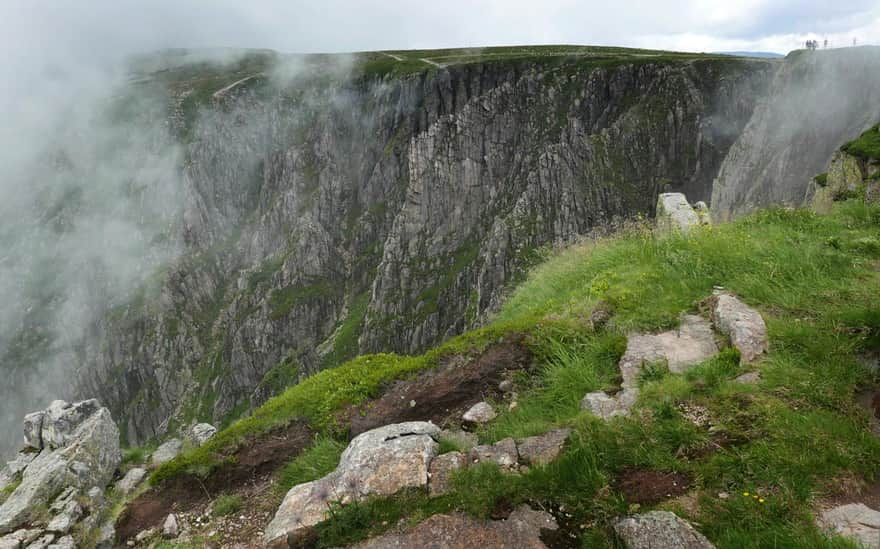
[151,439,183,466]
[264,422,439,547]
[614,511,714,548]
[656,193,706,234]
[710,291,768,363]
[0,401,120,535]
[818,503,880,548]
[22,413,45,451]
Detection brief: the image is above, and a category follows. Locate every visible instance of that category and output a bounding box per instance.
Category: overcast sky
[2,0,879,70]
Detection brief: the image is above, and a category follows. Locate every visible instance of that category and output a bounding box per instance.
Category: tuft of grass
[212,494,244,517]
[121,447,148,466]
[277,436,345,493]
[841,124,880,161]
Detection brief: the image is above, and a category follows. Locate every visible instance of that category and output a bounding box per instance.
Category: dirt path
[419,58,445,68]
[381,52,404,61]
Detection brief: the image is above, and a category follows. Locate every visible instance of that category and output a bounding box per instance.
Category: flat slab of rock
[516,429,571,466]
[468,438,518,469]
[151,439,183,466]
[581,391,633,420]
[264,422,439,547]
[734,371,761,384]
[352,505,557,548]
[614,511,714,549]
[463,402,497,424]
[429,451,467,497]
[116,467,147,496]
[710,292,768,363]
[619,315,718,386]
[818,503,880,548]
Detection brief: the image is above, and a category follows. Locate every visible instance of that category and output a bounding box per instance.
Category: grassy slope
[842,124,880,161]
[151,200,880,547]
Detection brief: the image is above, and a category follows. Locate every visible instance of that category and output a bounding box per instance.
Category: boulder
[187,424,217,446]
[710,292,768,363]
[22,413,45,451]
[429,452,467,497]
[6,453,36,478]
[462,402,497,424]
[40,400,102,451]
[516,429,571,466]
[151,439,183,466]
[47,536,75,549]
[734,371,761,384]
[46,500,82,535]
[0,401,120,535]
[95,520,115,549]
[468,438,518,469]
[162,513,180,539]
[264,422,439,547]
[0,528,43,548]
[352,505,557,548]
[619,315,718,385]
[581,391,631,420]
[614,511,714,549]
[27,534,55,549]
[818,503,880,548]
[115,467,147,496]
[656,193,703,233]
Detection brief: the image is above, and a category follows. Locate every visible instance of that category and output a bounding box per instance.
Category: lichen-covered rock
[162,514,179,539]
[151,439,183,466]
[818,503,880,548]
[429,451,467,497]
[0,401,120,535]
[656,193,702,233]
[462,402,497,424]
[581,391,631,419]
[187,423,217,446]
[710,292,768,363]
[264,422,439,547]
[619,315,718,384]
[353,505,557,548]
[812,151,866,213]
[47,535,75,549]
[516,429,571,466]
[614,511,714,548]
[22,413,45,452]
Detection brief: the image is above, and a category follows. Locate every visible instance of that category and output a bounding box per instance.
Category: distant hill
[715,51,785,58]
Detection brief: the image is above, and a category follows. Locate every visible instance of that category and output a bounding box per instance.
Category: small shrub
[813,173,828,187]
[212,494,243,517]
[122,447,147,466]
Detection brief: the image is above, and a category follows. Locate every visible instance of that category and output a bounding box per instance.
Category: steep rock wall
[73,56,773,444]
[711,47,880,220]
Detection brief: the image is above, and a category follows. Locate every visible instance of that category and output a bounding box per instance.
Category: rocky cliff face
[59,53,773,446]
[711,47,880,220]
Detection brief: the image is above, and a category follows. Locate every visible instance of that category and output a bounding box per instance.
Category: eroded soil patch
[616,469,692,505]
[116,419,312,543]
[348,336,533,436]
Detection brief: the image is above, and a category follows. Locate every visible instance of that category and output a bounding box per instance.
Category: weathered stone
[619,315,718,386]
[462,402,497,424]
[812,151,866,214]
[187,423,217,446]
[516,429,571,466]
[429,451,467,497]
[46,500,81,535]
[264,422,439,547]
[498,380,514,393]
[581,391,631,420]
[22,413,44,452]
[734,371,761,384]
[656,193,701,233]
[115,468,147,496]
[352,505,557,548]
[95,520,115,549]
[711,292,768,363]
[5,454,36,478]
[162,513,180,539]
[614,511,714,549]
[468,438,518,469]
[134,528,155,543]
[818,503,880,548]
[46,535,75,549]
[5,529,42,547]
[85,487,104,512]
[48,488,76,514]
[0,535,17,549]
[0,402,120,535]
[26,534,55,549]
[41,400,102,451]
[151,439,183,466]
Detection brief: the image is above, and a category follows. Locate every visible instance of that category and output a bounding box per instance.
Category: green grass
[841,124,880,161]
[150,200,880,547]
[212,494,244,517]
[268,281,335,320]
[277,436,346,494]
[814,173,829,187]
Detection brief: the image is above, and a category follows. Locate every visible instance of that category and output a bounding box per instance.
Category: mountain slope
[60,47,774,447]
